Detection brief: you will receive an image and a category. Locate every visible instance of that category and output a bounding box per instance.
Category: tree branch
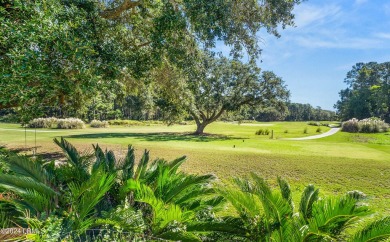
[210,108,225,123]
[100,0,142,19]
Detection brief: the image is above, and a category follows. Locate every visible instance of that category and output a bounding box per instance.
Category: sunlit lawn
[1,121,389,214]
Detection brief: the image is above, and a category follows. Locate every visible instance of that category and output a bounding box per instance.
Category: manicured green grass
[1,121,389,214]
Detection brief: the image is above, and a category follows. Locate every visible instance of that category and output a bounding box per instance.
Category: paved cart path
[283,128,340,140]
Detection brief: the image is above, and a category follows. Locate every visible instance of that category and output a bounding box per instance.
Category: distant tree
[255,107,289,122]
[335,62,390,122]
[285,103,336,121]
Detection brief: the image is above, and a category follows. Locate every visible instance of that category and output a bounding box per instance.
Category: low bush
[342,118,389,133]
[316,127,322,133]
[90,120,109,128]
[255,129,270,135]
[303,127,308,134]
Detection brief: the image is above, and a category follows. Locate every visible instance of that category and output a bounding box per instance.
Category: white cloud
[375,32,390,39]
[385,3,390,15]
[293,4,342,29]
[354,0,368,5]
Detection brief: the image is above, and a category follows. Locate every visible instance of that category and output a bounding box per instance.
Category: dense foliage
[335,62,390,122]
[0,0,302,121]
[0,140,390,241]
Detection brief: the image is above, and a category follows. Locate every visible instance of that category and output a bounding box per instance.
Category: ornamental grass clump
[342,118,389,133]
[57,118,85,129]
[28,117,58,128]
[90,120,109,128]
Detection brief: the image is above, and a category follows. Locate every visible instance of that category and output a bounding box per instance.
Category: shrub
[316,127,322,133]
[303,127,308,134]
[341,118,359,132]
[28,117,58,128]
[284,130,288,133]
[308,122,320,126]
[57,118,85,129]
[255,129,270,135]
[90,120,109,128]
[255,129,264,135]
[342,118,389,133]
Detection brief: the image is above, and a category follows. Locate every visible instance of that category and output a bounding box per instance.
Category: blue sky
[224,0,390,110]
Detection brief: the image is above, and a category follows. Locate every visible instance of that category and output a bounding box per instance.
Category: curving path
[283,128,340,141]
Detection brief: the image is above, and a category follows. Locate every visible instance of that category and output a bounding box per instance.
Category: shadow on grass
[63,132,244,142]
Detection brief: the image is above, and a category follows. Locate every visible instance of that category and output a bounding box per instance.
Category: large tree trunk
[194,122,208,135]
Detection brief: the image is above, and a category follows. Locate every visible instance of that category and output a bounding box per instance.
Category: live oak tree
[187,55,290,134]
[0,0,302,119]
[155,54,290,134]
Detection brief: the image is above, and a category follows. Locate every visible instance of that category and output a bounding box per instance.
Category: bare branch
[100,0,142,19]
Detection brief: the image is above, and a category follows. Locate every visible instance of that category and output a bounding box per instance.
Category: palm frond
[0,174,57,197]
[22,189,53,214]
[5,154,49,184]
[68,169,116,231]
[162,174,215,204]
[186,217,246,236]
[277,176,294,210]
[157,230,201,242]
[308,196,371,237]
[217,186,262,218]
[54,138,93,179]
[133,150,150,180]
[299,184,319,221]
[123,179,194,231]
[167,155,187,175]
[120,145,135,181]
[350,216,390,242]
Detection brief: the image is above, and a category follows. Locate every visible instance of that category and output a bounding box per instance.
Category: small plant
[284,130,288,133]
[316,127,322,133]
[255,129,264,135]
[303,127,308,134]
[255,129,269,135]
[90,120,109,128]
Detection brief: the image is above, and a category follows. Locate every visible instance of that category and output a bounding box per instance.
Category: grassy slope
[1,121,389,214]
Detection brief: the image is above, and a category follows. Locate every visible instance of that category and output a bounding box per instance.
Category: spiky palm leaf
[67,169,116,232]
[3,154,50,185]
[304,196,371,240]
[126,179,201,241]
[299,184,319,222]
[54,137,93,182]
[350,216,390,242]
[0,174,57,197]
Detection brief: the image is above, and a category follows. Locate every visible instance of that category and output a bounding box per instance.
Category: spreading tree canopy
[1,0,302,119]
[156,53,290,134]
